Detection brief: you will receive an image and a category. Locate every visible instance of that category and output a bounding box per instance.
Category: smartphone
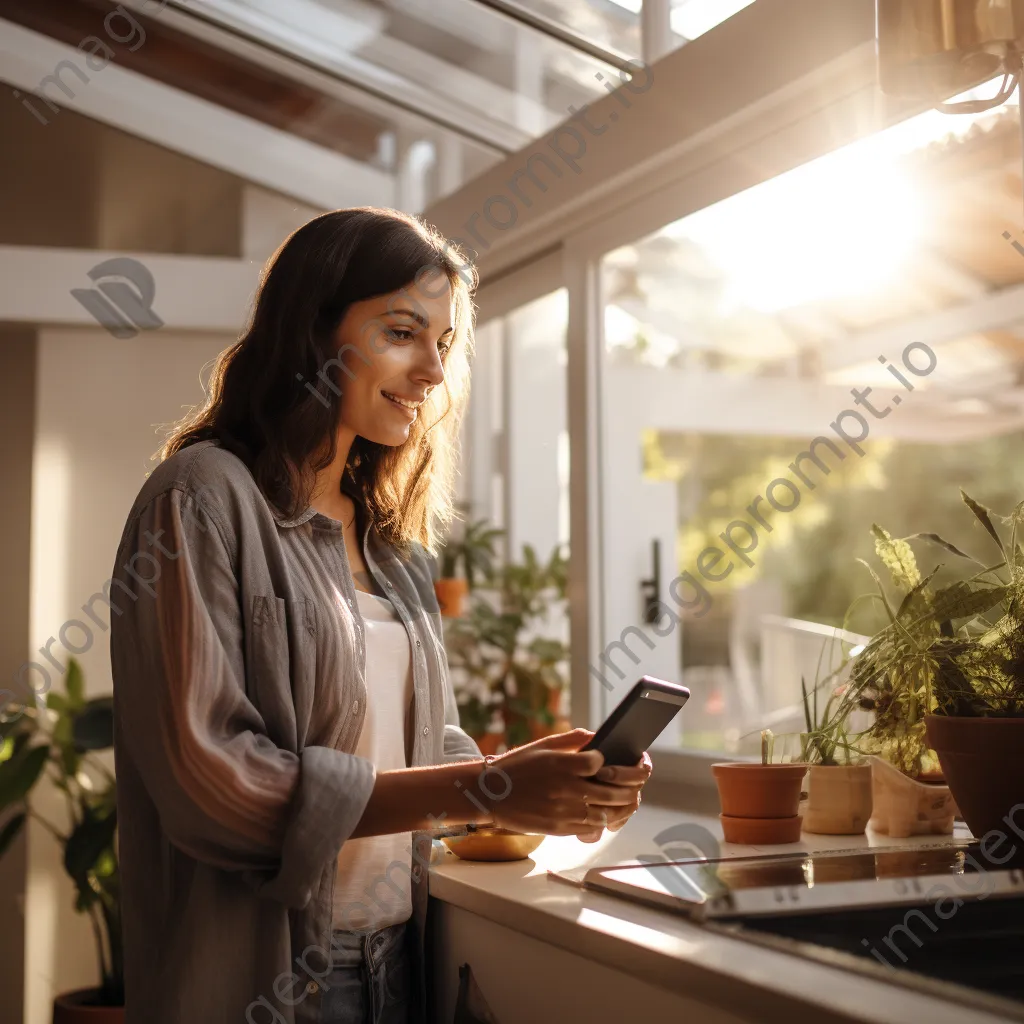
[581,676,690,767]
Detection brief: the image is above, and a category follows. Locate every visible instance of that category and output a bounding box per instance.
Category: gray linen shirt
[109,439,481,1024]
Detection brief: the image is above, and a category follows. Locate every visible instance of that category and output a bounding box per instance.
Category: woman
[109,207,651,1024]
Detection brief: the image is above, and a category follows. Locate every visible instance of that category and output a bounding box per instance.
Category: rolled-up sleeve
[441,648,482,764]
[110,485,375,909]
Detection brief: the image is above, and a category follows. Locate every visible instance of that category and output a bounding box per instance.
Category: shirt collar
[271,506,319,529]
[270,476,365,532]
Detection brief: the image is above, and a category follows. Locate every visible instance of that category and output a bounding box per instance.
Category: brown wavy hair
[161,207,478,554]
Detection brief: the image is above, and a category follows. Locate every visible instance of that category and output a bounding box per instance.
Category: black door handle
[640,538,661,625]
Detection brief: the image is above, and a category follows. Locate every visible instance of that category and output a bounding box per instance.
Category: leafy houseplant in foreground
[446,542,570,749]
[840,490,1024,837]
[0,659,122,1017]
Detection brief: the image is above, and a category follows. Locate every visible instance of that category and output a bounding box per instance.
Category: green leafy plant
[839,490,1024,776]
[446,542,570,746]
[0,659,121,1006]
[438,518,504,588]
[799,674,858,766]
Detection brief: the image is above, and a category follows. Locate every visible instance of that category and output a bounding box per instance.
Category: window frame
[466,0,938,798]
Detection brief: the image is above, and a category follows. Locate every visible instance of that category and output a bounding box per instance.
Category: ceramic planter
[802,763,873,835]
[434,578,468,617]
[867,755,956,838]
[53,990,124,1023]
[926,715,1024,839]
[712,763,808,844]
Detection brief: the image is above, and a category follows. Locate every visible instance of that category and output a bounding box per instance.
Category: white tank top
[332,588,414,932]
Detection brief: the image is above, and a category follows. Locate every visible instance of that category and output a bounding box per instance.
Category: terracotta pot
[433,578,468,617]
[926,715,1024,839]
[475,732,505,756]
[529,716,571,741]
[801,763,873,835]
[867,755,956,839]
[546,687,564,718]
[53,990,124,1024]
[712,763,808,819]
[720,814,802,845]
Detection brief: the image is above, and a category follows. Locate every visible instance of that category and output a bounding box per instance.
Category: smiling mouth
[382,391,421,415]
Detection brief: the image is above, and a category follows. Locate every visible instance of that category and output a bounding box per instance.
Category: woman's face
[331,273,453,446]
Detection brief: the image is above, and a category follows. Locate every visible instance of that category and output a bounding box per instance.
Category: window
[598,80,1024,756]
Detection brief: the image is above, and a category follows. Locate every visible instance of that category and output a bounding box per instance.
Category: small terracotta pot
[434,578,468,617]
[867,756,956,839]
[802,763,873,835]
[53,990,124,1024]
[712,763,808,819]
[926,715,1024,839]
[529,716,571,741]
[720,814,802,845]
[475,732,505,756]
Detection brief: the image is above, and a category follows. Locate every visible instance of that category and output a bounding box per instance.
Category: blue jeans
[321,921,412,1024]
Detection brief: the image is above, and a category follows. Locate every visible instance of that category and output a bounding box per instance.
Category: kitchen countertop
[428,804,1016,1024]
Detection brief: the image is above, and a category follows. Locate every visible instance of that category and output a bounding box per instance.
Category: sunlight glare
[660,80,1019,315]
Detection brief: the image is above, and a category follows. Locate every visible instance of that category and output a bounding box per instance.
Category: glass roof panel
[603,77,1024,427]
[512,0,756,55]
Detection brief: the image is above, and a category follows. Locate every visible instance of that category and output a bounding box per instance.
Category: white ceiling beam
[824,280,1024,374]
[914,246,988,301]
[608,363,1024,442]
[0,19,394,211]
[156,0,534,153]
[117,0,507,160]
[0,246,258,332]
[608,297,713,351]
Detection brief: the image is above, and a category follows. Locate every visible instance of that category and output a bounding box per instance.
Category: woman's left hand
[576,751,653,843]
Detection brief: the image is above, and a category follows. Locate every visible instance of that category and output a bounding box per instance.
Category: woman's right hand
[482,729,638,842]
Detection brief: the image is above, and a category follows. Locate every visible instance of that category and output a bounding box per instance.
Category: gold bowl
[440,828,544,862]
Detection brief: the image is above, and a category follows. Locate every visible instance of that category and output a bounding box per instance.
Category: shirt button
[306,981,319,995]
[415,639,422,647]
[385,581,393,589]
[422,725,430,736]
[352,700,359,713]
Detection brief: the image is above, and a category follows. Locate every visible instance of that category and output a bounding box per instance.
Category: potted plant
[836,507,1018,837]
[798,675,873,836]
[712,731,807,845]
[916,492,1024,838]
[445,542,570,748]
[0,659,122,1022]
[434,517,503,617]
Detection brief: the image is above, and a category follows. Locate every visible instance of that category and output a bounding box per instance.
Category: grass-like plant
[799,672,860,766]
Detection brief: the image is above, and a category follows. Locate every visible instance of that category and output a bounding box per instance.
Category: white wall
[23,326,234,1024]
